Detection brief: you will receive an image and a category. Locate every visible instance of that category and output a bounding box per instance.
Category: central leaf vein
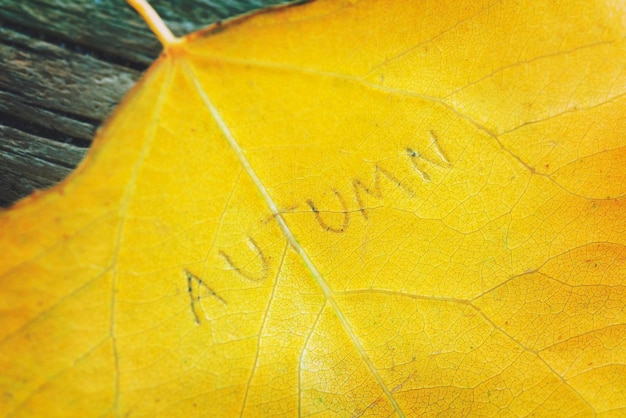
[181,59,406,417]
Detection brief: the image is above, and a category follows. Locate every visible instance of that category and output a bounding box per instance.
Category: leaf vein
[182,58,406,417]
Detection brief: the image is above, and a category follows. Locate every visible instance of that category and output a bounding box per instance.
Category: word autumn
[186,131,452,321]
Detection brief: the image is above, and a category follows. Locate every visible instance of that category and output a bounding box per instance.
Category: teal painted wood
[0,0,287,206]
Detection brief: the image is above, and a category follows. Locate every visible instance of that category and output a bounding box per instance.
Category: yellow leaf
[2,0,626,416]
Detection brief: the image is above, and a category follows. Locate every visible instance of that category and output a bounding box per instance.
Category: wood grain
[0,0,285,206]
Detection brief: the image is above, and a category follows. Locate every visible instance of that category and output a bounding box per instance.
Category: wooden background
[0,0,286,207]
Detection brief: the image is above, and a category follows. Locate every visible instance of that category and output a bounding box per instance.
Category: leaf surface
[1,0,626,416]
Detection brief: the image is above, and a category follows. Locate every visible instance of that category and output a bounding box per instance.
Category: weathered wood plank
[0,26,141,123]
[0,125,82,204]
[0,89,97,142]
[0,0,286,207]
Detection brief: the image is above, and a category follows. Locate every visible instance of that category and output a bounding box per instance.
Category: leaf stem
[126,0,180,47]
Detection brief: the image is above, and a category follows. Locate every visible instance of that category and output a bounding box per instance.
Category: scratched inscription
[210,130,453,288]
[218,236,269,282]
[312,130,453,231]
[306,189,350,233]
[185,269,226,324]
[352,164,416,220]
